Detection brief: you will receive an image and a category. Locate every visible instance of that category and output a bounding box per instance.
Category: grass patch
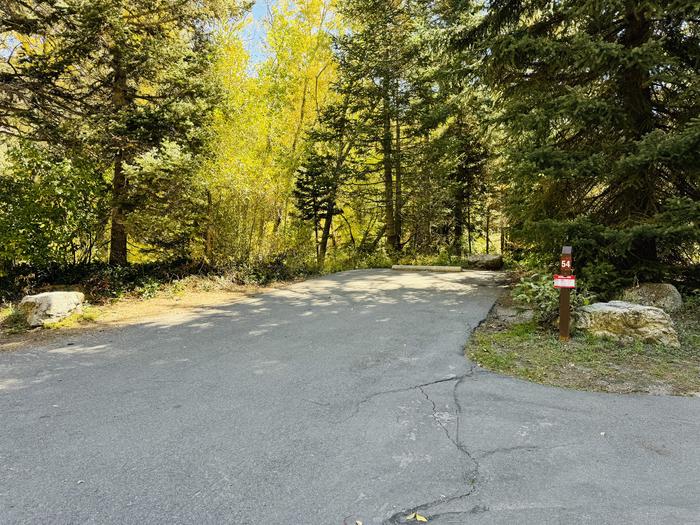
[0,305,30,334]
[1,305,101,333]
[43,307,100,330]
[468,300,700,396]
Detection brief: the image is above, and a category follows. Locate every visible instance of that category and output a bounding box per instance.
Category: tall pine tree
[457,0,700,287]
[1,0,240,264]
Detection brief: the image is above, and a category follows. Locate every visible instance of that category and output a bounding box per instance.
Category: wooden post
[559,246,572,341]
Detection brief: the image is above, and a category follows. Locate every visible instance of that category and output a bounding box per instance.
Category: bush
[0,304,29,334]
[513,273,595,326]
[230,252,312,285]
[0,142,110,268]
[135,278,161,299]
[322,250,394,274]
[1,260,207,302]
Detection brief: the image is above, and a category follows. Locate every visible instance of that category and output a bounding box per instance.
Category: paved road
[1,270,698,524]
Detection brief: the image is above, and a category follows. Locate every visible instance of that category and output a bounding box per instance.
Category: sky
[241,0,270,66]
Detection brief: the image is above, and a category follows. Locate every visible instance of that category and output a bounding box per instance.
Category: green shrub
[136,278,161,299]
[0,305,29,334]
[513,273,595,326]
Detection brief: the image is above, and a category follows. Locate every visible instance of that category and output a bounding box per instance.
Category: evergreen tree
[336,0,419,254]
[294,100,359,266]
[293,152,336,261]
[1,0,239,265]
[399,0,492,257]
[456,0,700,286]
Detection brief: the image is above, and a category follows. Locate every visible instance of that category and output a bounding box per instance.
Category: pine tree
[400,0,491,257]
[293,153,335,261]
[456,0,700,286]
[294,100,359,266]
[1,0,239,265]
[335,0,419,254]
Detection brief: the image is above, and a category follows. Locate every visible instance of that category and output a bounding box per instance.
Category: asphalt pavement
[1,269,698,524]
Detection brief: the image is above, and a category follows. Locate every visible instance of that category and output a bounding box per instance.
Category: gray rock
[575,300,679,348]
[622,283,683,312]
[492,305,534,326]
[465,254,504,270]
[19,291,85,327]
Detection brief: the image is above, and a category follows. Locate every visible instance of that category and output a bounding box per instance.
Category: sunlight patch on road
[49,344,108,355]
[0,378,21,391]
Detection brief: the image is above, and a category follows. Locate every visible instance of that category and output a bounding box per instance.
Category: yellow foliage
[201,0,339,263]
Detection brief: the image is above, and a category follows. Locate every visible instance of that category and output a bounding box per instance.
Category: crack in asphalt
[476,441,585,460]
[337,357,485,522]
[382,373,481,525]
[377,366,586,523]
[476,444,540,459]
[409,506,489,524]
[338,375,466,423]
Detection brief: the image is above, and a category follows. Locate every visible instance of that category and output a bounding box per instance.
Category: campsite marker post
[554,246,575,341]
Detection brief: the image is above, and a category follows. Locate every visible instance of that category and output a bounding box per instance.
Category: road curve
[1,270,698,524]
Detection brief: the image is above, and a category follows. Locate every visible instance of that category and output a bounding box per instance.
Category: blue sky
[241,0,269,65]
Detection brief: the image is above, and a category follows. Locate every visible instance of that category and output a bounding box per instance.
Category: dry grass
[0,275,293,350]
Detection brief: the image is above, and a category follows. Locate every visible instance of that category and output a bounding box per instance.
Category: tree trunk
[485,206,490,254]
[109,56,128,266]
[452,181,465,256]
[451,116,467,256]
[382,91,397,253]
[500,214,505,254]
[312,192,320,262]
[466,187,472,255]
[314,214,320,262]
[394,87,402,251]
[340,212,356,248]
[620,3,654,139]
[620,2,657,264]
[109,156,128,266]
[205,189,214,263]
[318,200,334,268]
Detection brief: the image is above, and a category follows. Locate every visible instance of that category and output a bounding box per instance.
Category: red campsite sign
[553,275,576,289]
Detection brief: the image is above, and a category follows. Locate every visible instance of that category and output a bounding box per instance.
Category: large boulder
[465,254,504,270]
[575,301,680,348]
[19,291,85,327]
[622,283,683,313]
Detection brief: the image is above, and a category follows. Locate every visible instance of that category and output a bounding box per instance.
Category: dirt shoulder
[0,281,289,351]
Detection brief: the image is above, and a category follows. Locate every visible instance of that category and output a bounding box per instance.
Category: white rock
[622,283,683,313]
[19,291,85,327]
[575,301,680,348]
